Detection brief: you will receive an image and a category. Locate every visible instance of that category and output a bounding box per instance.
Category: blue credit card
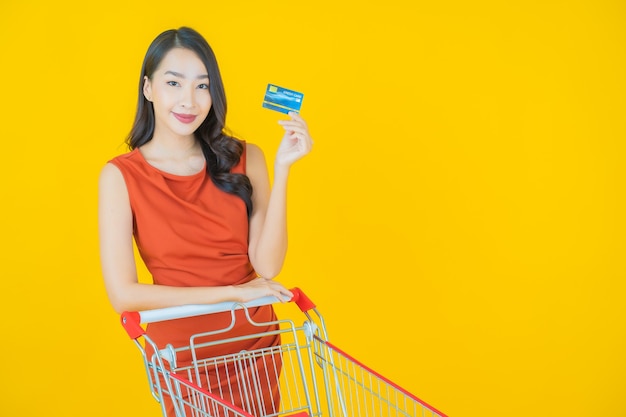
[262,84,304,114]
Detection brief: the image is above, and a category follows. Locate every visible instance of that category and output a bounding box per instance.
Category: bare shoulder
[246,142,265,161]
[98,162,128,196]
[245,143,268,175]
[99,162,123,183]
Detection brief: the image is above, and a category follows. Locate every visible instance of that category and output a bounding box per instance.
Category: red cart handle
[290,287,316,312]
[121,287,316,339]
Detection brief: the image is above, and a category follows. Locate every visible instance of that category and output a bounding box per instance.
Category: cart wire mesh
[122,290,447,417]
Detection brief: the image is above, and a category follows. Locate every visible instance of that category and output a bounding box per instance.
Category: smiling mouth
[173,112,197,124]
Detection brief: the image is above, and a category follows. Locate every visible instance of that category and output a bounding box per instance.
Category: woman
[98,27,312,416]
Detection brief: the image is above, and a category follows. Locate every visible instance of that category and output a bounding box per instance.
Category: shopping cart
[121,288,447,417]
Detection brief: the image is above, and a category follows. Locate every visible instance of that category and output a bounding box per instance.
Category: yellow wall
[1,1,624,416]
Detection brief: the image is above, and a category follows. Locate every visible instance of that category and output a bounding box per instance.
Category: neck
[139,131,206,176]
[149,129,200,158]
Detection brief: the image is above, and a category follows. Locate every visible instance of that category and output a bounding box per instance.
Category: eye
[167,81,180,87]
[198,83,209,90]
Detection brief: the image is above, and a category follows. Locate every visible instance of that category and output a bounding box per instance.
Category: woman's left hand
[275,112,313,169]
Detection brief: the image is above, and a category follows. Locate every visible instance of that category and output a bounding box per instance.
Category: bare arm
[247,112,313,278]
[98,163,292,314]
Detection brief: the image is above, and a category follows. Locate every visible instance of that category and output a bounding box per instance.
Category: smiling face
[143,47,212,141]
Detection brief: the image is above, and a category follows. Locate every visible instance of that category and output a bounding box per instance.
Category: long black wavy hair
[126,27,253,216]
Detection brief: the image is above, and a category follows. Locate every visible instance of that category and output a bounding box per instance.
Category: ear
[143,76,152,102]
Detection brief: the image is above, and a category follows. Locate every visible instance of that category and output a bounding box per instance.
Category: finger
[280,114,307,125]
[282,127,309,138]
[287,111,305,121]
[288,113,308,130]
[266,281,292,302]
[278,121,307,132]
[279,122,309,134]
[290,133,313,148]
[278,288,294,302]
[288,131,313,146]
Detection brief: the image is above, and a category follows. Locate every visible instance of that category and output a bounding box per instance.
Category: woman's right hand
[234,277,293,303]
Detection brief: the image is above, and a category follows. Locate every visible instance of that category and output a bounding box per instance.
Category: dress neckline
[134,147,206,181]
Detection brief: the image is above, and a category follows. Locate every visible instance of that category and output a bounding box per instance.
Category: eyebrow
[164,70,209,80]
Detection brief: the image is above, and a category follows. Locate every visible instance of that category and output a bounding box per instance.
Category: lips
[173,112,197,124]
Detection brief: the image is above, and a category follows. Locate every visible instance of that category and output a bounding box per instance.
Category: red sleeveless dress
[109,145,280,416]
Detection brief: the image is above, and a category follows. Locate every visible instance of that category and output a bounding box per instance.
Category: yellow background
[1,1,624,416]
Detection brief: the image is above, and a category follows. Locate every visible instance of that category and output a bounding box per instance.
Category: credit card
[262,84,304,114]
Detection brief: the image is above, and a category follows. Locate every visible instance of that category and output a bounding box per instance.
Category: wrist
[274,163,291,177]
[273,163,291,180]
[226,285,241,303]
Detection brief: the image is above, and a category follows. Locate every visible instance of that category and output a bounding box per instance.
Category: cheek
[201,93,212,109]
[153,89,174,106]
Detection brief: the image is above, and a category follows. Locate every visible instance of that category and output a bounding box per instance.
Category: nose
[179,85,196,108]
